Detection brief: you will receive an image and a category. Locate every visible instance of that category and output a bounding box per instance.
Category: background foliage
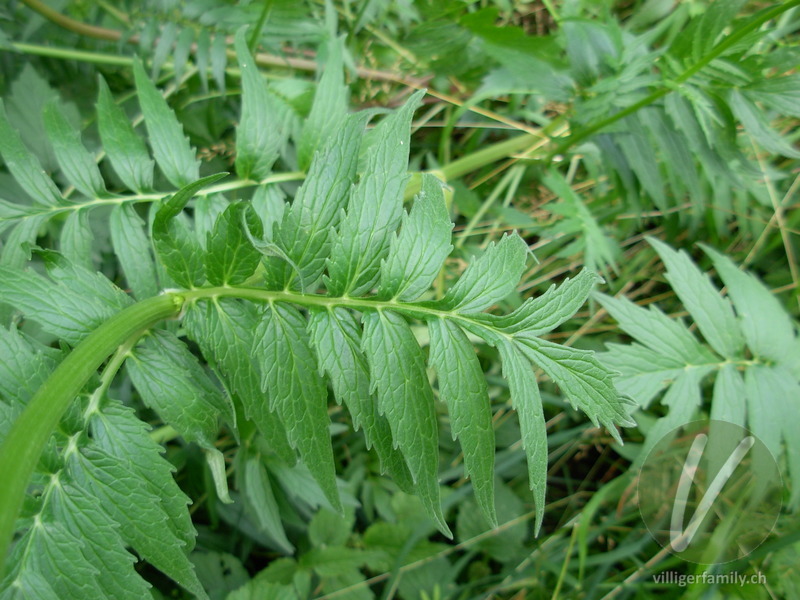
[0,0,799,598]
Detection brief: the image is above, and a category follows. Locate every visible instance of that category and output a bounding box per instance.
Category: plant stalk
[0,294,182,576]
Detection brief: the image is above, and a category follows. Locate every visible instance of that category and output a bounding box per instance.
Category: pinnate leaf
[648,237,744,358]
[0,100,61,207]
[362,310,451,537]
[42,100,105,198]
[234,30,282,181]
[439,234,528,312]
[152,173,227,287]
[380,174,453,301]
[297,36,348,171]
[126,329,229,450]
[307,307,413,491]
[428,318,496,527]
[96,77,154,192]
[205,201,262,286]
[133,59,200,188]
[256,303,342,512]
[326,90,424,296]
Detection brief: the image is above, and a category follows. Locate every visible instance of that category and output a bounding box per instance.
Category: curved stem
[0,281,522,574]
[20,0,122,41]
[0,294,182,575]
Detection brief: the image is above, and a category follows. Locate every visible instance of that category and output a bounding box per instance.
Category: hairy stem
[0,294,182,575]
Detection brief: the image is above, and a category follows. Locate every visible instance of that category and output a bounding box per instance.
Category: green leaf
[227,580,298,600]
[234,30,282,181]
[326,90,424,296]
[0,199,39,222]
[496,339,547,535]
[456,479,527,562]
[96,77,154,193]
[274,113,366,290]
[2,518,105,600]
[126,329,227,449]
[132,59,200,188]
[297,36,348,171]
[0,326,55,406]
[439,233,528,313]
[40,249,131,310]
[205,202,262,285]
[594,291,715,366]
[151,22,178,79]
[109,204,159,299]
[710,363,746,426]
[600,341,700,408]
[515,336,636,440]
[0,216,46,268]
[616,114,666,210]
[173,27,195,84]
[0,100,61,207]
[541,170,619,274]
[184,298,295,464]
[744,365,790,482]
[475,268,599,335]
[210,34,228,92]
[89,399,196,550]
[428,318,496,527]
[66,446,208,599]
[300,547,369,577]
[701,244,798,365]
[319,567,374,600]
[152,173,228,287]
[648,237,744,358]
[59,210,93,271]
[692,0,748,61]
[46,481,151,600]
[744,365,800,509]
[307,307,413,491]
[3,64,60,174]
[42,100,104,198]
[238,449,294,553]
[194,193,228,249]
[196,30,211,93]
[637,368,707,462]
[0,568,59,599]
[191,552,249,600]
[256,303,342,512]
[361,310,451,537]
[0,259,130,346]
[744,75,800,118]
[308,507,354,548]
[729,89,800,159]
[379,174,453,301]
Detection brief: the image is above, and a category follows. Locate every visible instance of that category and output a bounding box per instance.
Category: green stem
[438,133,540,182]
[0,294,182,575]
[9,42,137,66]
[20,0,121,41]
[4,172,305,223]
